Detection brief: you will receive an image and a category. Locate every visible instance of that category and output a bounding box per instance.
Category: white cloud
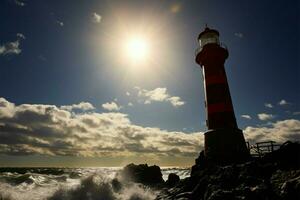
[102,101,122,111]
[126,92,130,96]
[0,98,15,118]
[278,99,289,105]
[244,119,300,143]
[138,87,169,101]
[0,97,299,159]
[258,113,274,121]
[14,0,25,6]
[92,12,102,23]
[234,32,244,38]
[241,115,252,119]
[56,20,64,26]
[60,102,95,111]
[0,97,202,158]
[167,96,185,107]
[264,103,273,108]
[16,33,26,40]
[0,40,22,55]
[135,87,185,107]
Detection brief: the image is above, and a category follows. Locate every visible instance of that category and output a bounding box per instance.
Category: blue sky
[0,0,299,166]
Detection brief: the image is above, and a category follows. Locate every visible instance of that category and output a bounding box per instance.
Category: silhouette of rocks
[262,141,300,169]
[166,173,180,187]
[271,170,300,199]
[191,150,206,176]
[156,141,300,200]
[119,163,164,186]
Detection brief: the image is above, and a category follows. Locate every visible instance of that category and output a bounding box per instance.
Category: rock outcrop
[156,141,300,200]
[166,173,180,187]
[118,163,165,187]
[115,142,300,199]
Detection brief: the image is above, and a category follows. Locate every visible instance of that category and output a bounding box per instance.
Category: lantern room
[197,27,220,49]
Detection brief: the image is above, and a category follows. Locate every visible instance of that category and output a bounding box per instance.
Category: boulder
[166,173,180,187]
[119,163,164,186]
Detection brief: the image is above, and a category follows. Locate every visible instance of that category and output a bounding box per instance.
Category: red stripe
[207,102,233,114]
[205,75,227,85]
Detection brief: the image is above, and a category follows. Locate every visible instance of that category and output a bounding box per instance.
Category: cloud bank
[0,98,201,158]
[244,119,300,143]
[0,98,299,160]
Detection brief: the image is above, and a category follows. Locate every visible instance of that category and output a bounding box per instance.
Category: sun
[125,36,149,63]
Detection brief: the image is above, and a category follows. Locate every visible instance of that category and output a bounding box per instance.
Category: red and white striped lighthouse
[195,26,249,164]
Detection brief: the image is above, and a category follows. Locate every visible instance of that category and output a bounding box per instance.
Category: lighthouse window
[199,33,220,48]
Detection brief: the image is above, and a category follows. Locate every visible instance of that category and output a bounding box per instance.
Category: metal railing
[246,141,281,158]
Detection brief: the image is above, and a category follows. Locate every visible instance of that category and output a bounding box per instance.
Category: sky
[0,0,299,167]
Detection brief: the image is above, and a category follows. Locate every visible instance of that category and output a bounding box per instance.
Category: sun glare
[125,37,149,62]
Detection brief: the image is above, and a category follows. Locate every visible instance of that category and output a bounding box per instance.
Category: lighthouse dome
[198,27,220,49]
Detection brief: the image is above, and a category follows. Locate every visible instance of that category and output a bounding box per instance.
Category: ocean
[0,167,190,200]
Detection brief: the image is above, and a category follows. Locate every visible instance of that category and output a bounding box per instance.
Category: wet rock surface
[118,163,165,187]
[115,142,300,199]
[155,141,300,200]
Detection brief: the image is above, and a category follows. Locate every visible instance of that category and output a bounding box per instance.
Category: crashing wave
[49,175,157,200]
[0,167,188,200]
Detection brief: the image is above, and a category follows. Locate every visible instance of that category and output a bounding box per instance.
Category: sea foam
[0,167,189,200]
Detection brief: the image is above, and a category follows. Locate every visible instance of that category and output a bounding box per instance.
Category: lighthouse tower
[195,26,249,164]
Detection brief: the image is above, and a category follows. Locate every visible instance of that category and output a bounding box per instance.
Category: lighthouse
[195,26,249,164]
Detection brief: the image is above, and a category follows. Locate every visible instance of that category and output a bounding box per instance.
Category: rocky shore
[117,141,300,200]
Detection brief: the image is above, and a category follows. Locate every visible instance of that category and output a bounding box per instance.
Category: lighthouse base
[204,128,250,165]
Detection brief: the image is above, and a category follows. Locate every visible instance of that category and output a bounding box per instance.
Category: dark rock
[166,173,180,187]
[262,141,300,170]
[206,189,235,200]
[119,163,164,186]
[271,170,300,199]
[191,150,206,176]
[155,141,300,200]
[281,176,300,199]
[190,174,209,199]
[175,192,192,199]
